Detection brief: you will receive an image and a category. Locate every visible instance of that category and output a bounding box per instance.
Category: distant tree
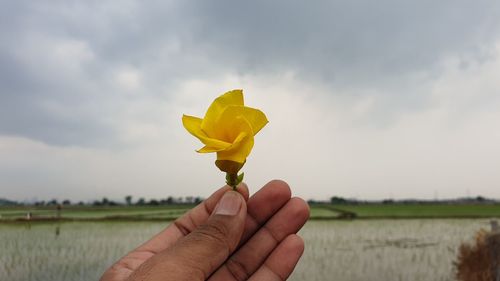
[382,199,394,204]
[166,196,174,204]
[101,197,109,205]
[92,200,102,206]
[330,196,347,205]
[148,199,159,206]
[77,201,85,206]
[0,198,18,206]
[137,198,146,206]
[48,199,59,206]
[62,199,71,205]
[35,200,46,206]
[125,195,133,205]
[194,197,203,204]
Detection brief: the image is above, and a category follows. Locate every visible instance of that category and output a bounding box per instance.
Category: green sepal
[236,172,244,185]
[225,172,245,190]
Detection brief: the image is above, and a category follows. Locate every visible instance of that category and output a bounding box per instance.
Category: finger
[101,180,290,281]
[135,183,249,254]
[241,180,291,243]
[209,197,309,280]
[100,183,249,281]
[128,191,247,281]
[248,235,305,281]
[135,179,289,256]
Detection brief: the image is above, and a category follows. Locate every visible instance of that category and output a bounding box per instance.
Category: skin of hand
[100,180,310,281]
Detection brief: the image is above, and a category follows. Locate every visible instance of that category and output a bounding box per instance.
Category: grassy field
[1,203,500,222]
[319,204,500,218]
[0,205,192,221]
[0,219,493,281]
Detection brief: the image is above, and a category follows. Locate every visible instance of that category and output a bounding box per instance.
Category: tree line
[0,195,205,206]
[306,195,499,205]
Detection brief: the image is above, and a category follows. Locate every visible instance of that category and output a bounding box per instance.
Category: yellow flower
[182,89,268,168]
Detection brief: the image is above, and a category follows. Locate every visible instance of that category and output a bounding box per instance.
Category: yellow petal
[182,115,231,149]
[201,89,244,135]
[213,111,254,144]
[197,145,225,153]
[216,105,268,136]
[216,132,254,163]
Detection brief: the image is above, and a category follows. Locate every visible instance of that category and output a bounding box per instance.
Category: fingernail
[214,192,242,216]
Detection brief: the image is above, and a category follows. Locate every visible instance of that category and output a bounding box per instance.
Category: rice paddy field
[0,218,497,281]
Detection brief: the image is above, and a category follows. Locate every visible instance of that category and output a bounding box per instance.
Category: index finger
[135,183,250,254]
[101,184,249,281]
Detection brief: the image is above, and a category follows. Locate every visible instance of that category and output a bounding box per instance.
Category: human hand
[100,180,310,281]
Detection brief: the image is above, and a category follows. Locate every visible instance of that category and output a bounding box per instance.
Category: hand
[100,180,310,281]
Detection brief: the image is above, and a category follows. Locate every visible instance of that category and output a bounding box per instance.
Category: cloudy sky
[1,0,500,202]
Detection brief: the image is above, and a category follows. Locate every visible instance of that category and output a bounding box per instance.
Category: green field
[0,205,192,221]
[1,203,500,222]
[320,204,500,218]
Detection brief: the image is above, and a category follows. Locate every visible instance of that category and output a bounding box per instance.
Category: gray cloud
[179,1,500,83]
[2,0,500,147]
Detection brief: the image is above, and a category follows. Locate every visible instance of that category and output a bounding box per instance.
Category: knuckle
[194,221,231,252]
[225,257,251,281]
[174,217,193,236]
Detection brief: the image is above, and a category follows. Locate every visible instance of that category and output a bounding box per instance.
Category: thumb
[128,190,247,281]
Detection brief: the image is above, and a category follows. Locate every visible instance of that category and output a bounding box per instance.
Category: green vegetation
[314,203,500,219]
[0,205,192,221]
[1,203,500,222]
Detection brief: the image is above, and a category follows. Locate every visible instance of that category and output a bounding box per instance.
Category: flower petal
[216,105,268,136]
[197,145,225,153]
[182,115,231,149]
[201,89,244,136]
[216,132,254,163]
[212,109,254,144]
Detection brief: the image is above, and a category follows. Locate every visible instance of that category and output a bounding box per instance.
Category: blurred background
[1,1,500,281]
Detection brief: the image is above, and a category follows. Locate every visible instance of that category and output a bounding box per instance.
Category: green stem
[227,173,238,190]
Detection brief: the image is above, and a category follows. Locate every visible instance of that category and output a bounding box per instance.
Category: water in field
[0,219,492,281]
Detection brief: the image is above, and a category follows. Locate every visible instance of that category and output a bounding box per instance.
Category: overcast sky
[1,0,500,202]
